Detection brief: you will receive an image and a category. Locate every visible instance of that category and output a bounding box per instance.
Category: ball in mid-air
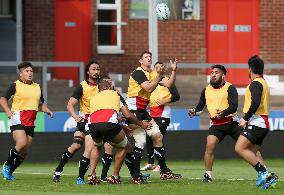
[156,3,170,21]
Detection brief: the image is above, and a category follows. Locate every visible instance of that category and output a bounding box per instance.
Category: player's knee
[16,143,28,152]
[234,144,242,154]
[72,136,84,148]
[104,142,113,154]
[72,142,83,151]
[152,132,163,143]
[205,143,215,154]
[146,123,160,137]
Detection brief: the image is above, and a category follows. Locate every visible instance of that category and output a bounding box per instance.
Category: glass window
[0,0,16,61]
[98,10,117,22]
[129,0,200,20]
[129,0,148,19]
[96,0,124,54]
[98,26,117,45]
[99,0,115,4]
[0,0,15,17]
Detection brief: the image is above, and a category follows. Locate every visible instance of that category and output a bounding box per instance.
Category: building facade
[1,0,284,78]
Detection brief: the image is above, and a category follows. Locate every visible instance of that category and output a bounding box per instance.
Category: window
[0,0,16,61]
[0,0,15,18]
[96,0,125,54]
[129,0,148,19]
[129,0,200,20]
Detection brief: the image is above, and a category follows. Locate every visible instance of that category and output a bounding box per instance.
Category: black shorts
[127,109,152,124]
[242,125,269,146]
[76,121,89,134]
[209,121,242,143]
[89,122,121,143]
[10,125,35,137]
[153,117,170,135]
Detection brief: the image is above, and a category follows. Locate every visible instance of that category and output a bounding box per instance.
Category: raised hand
[170,58,178,71]
[188,108,195,118]
[74,115,84,123]
[156,64,166,75]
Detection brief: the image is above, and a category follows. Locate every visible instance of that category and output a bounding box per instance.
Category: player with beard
[188,64,264,183]
[53,60,103,184]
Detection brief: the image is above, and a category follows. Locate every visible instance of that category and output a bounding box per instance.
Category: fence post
[42,65,48,101]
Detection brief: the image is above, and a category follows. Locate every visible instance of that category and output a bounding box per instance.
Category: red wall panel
[207,0,259,86]
[55,0,91,84]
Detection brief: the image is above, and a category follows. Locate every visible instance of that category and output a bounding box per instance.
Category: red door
[207,0,259,86]
[54,0,91,84]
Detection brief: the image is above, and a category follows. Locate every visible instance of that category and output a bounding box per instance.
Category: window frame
[0,0,13,18]
[96,0,126,54]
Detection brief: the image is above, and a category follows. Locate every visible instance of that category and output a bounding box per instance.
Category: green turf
[0,159,283,195]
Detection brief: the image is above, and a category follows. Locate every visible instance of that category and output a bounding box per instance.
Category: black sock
[5,147,19,167]
[100,153,113,179]
[154,146,168,173]
[254,162,267,173]
[133,147,143,178]
[10,154,24,174]
[55,149,74,173]
[125,152,134,177]
[146,135,154,164]
[78,156,90,179]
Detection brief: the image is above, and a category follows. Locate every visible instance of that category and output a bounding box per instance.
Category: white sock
[205,171,212,178]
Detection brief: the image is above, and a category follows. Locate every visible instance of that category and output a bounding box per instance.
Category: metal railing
[178,63,284,68]
[0,61,84,101]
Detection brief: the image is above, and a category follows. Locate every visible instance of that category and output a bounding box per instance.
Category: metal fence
[0,61,84,101]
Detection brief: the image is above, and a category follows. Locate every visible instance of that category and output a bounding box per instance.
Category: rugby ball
[156,3,170,21]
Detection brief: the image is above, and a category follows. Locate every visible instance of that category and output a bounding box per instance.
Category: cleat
[76,177,86,185]
[88,175,100,185]
[107,175,121,184]
[256,171,269,187]
[261,173,278,190]
[3,175,15,181]
[160,169,182,180]
[132,175,148,184]
[142,173,150,180]
[87,175,92,181]
[140,173,150,183]
[99,177,108,183]
[2,165,15,181]
[152,165,160,172]
[203,173,212,183]
[140,164,156,171]
[52,171,61,182]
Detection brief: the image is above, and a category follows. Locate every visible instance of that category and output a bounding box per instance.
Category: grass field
[0,159,283,195]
